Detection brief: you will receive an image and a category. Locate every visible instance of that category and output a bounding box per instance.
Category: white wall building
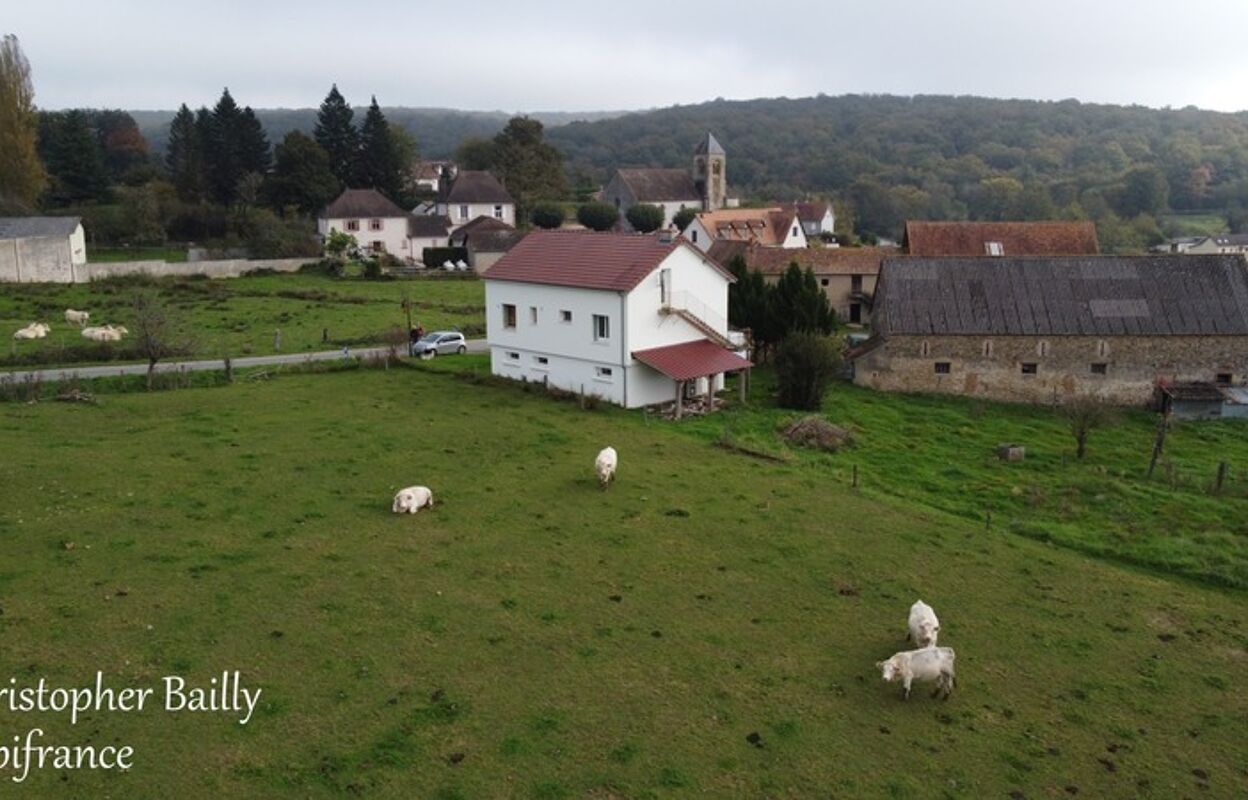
[684,207,807,253]
[484,230,750,409]
[433,170,516,228]
[0,217,87,283]
[317,189,412,258]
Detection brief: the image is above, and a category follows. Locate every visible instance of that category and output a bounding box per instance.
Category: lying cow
[876,647,956,700]
[392,485,434,514]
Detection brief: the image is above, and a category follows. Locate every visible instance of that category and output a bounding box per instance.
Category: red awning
[631,339,752,381]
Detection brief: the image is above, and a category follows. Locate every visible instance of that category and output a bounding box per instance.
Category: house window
[1021,363,1038,375]
[983,340,994,357]
[660,268,671,306]
[534,356,549,366]
[502,304,516,329]
[1037,340,1050,357]
[919,341,931,357]
[345,219,360,232]
[792,226,799,237]
[1216,372,1233,385]
[371,241,384,254]
[849,303,862,324]
[506,351,519,360]
[986,241,1004,256]
[369,219,383,231]
[1090,363,1108,375]
[459,204,469,220]
[560,309,572,323]
[595,366,614,379]
[934,362,951,374]
[1097,340,1109,357]
[494,204,504,219]
[592,314,610,342]
[820,278,829,287]
[851,275,863,292]
[529,306,538,324]
[691,230,698,243]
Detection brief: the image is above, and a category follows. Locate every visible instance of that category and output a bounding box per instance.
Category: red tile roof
[903,221,1100,256]
[741,244,898,276]
[484,230,732,291]
[632,338,752,380]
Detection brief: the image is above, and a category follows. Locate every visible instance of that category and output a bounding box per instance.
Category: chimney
[438,166,452,198]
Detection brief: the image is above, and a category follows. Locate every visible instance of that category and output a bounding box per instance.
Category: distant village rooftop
[319,188,405,219]
[903,221,1100,257]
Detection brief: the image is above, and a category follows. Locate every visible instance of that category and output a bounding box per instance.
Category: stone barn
[851,254,1248,406]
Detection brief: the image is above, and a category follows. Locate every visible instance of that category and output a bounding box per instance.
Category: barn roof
[615,168,700,202]
[0,216,82,240]
[484,230,730,291]
[745,244,899,276]
[903,221,1100,256]
[873,254,1248,336]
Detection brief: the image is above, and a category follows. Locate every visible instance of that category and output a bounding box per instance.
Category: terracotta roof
[484,230,731,291]
[904,221,1099,257]
[695,208,799,246]
[616,168,700,202]
[705,240,750,270]
[0,216,81,239]
[437,170,514,204]
[775,201,830,225]
[632,338,751,380]
[745,244,898,276]
[408,215,451,238]
[873,254,1248,336]
[319,189,405,219]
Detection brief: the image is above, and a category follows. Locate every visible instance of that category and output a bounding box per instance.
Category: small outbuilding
[0,216,87,283]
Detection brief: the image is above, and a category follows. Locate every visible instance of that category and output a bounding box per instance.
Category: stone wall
[853,334,1248,405]
[69,258,311,283]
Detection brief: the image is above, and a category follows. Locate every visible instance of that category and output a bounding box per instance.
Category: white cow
[907,600,941,647]
[595,446,617,489]
[876,647,957,700]
[392,485,434,514]
[12,322,49,340]
[81,325,124,342]
[64,309,90,326]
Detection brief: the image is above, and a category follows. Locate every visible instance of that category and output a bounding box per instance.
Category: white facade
[317,215,410,258]
[685,212,807,253]
[439,202,516,228]
[485,245,734,407]
[0,222,87,283]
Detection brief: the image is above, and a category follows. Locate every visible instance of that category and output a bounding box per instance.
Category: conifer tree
[314,85,359,186]
[237,106,271,175]
[208,88,244,204]
[356,96,404,200]
[165,104,203,202]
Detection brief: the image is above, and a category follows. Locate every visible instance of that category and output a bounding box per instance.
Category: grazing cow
[876,647,957,700]
[595,446,617,489]
[907,600,941,647]
[392,485,434,514]
[64,309,90,326]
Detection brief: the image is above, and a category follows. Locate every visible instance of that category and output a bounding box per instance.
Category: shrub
[672,207,697,232]
[780,416,854,451]
[774,333,842,410]
[625,203,665,233]
[576,202,619,232]
[530,202,565,229]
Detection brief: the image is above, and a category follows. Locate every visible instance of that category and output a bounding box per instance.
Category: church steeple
[693,132,726,211]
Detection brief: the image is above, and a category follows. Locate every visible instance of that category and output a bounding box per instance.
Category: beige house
[685,207,806,252]
[1185,234,1248,257]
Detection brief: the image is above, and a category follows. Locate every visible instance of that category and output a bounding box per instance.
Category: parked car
[410,330,467,358]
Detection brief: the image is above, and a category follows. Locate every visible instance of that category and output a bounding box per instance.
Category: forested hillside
[546,94,1248,242]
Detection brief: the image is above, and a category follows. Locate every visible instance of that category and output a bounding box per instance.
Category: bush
[422,246,469,267]
[577,202,619,232]
[626,203,665,233]
[672,207,697,232]
[530,202,565,229]
[774,333,842,410]
[780,416,854,451]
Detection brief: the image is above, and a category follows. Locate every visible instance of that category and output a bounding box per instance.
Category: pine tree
[0,35,47,211]
[207,88,245,204]
[356,97,403,200]
[165,104,204,202]
[38,109,111,205]
[314,85,359,187]
[237,106,271,175]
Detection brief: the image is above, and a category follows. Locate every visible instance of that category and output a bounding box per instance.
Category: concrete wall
[81,258,311,282]
[853,334,1248,405]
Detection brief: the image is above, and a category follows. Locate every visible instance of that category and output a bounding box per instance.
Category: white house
[791,201,836,238]
[0,216,87,283]
[484,230,751,409]
[317,189,412,258]
[411,160,457,193]
[684,207,807,253]
[434,170,516,228]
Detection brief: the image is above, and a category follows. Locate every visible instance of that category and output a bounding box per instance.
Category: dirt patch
[780,416,854,452]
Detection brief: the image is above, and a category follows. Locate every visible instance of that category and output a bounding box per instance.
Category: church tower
[693,132,726,211]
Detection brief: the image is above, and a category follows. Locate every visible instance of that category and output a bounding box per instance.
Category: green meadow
[0,360,1244,797]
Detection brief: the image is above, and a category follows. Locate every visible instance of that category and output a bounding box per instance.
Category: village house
[407,215,452,261]
[466,229,526,273]
[684,207,807,252]
[434,170,516,228]
[788,201,836,238]
[483,230,750,410]
[852,254,1248,406]
[411,160,457,193]
[711,242,898,326]
[317,189,413,258]
[903,220,1100,256]
[1184,233,1248,257]
[0,216,87,283]
[601,133,732,230]
[448,215,514,249]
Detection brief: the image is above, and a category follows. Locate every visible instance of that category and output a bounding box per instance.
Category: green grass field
[1,272,485,369]
[0,363,1244,797]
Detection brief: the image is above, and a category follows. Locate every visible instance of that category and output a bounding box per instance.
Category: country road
[1,339,489,384]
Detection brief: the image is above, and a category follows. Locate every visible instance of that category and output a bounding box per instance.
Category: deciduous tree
[265,130,339,214]
[625,203,664,233]
[0,35,45,211]
[576,201,618,231]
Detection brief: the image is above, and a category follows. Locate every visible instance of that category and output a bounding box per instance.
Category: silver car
[411,330,467,358]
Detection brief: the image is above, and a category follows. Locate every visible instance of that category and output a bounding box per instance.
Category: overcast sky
[9,0,1248,113]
